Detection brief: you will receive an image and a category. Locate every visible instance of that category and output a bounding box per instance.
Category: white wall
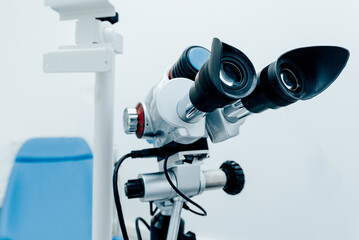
[1,0,359,239]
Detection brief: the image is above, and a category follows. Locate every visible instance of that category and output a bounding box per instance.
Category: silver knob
[123,108,138,134]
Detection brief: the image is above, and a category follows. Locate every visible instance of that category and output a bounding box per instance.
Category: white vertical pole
[92,64,115,240]
[43,3,122,237]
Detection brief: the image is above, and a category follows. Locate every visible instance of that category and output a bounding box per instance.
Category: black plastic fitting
[220,161,245,195]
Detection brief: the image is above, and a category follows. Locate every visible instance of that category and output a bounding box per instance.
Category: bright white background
[1,0,359,239]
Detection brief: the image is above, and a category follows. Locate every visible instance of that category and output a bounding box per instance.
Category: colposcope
[115,38,349,240]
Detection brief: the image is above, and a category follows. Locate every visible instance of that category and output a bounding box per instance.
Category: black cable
[113,153,132,240]
[182,203,207,216]
[163,154,207,216]
[135,217,150,240]
[113,149,159,240]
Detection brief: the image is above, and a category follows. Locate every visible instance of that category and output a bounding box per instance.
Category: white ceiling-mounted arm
[45,0,116,21]
[43,1,123,240]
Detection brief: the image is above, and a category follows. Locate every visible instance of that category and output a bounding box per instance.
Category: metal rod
[203,169,227,190]
[92,68,115,240]
[222,100,251,122]
[166,197,184,240]
[177,92,206,123]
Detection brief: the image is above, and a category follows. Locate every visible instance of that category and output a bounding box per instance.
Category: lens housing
[169,46,210,80]
[241,46,350,113]
[279,67,302,93]
[189,38,256,113]
[220,59,247,88]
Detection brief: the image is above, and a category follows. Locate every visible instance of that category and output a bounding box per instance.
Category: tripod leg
[150,213,185,240]
[166,198,184,240]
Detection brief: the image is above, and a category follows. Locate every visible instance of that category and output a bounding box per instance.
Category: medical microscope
[114,38,349,240]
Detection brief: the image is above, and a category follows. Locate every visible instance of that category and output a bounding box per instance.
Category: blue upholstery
[0,138,93,240]
[112,235,124,240]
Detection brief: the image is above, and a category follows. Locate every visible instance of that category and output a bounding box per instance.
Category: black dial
[220,161,245,195]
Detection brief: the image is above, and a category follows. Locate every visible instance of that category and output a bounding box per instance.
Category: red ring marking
[136,103,145,138]
[168,69,173,79]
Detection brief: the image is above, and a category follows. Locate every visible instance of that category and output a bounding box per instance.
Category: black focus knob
[124,179,144,199]
[220,161,245,195]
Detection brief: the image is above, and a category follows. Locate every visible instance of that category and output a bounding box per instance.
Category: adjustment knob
[124,179,145,199]
[123,108,138,134]
[220,161,245,195]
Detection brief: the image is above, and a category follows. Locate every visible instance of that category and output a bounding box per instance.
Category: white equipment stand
[42,1,123,240]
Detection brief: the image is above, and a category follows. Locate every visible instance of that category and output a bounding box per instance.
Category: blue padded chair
[0,138,93,240]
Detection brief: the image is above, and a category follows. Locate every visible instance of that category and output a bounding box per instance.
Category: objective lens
[169,46,210,80]
[220,61,245,88]
[280,68,302,93]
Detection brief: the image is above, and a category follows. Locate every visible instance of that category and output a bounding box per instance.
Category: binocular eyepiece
[241,46,350,113]
[190,38,257,113]
[172,38,257,122]
[171,38,349,122]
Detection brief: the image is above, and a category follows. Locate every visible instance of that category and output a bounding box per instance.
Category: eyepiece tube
[241,46,350,114]
[177,38,257,123]
[189,38,257,113]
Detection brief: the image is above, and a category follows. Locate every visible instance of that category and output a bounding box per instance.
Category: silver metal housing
[123,108,138,134]
[138,150,208,202]
[206,108,246,143]
[205,100,252,143]
[140,71,207,147]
